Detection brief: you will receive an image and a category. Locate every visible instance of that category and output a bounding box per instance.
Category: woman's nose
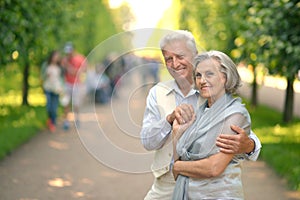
[199,76,207,83]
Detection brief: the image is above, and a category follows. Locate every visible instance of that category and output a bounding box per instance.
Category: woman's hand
[172,114,195,141]
[167,104,195,125]
[172,116,196,162]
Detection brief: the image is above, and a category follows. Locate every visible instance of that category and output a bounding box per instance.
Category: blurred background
[0,0,300,196]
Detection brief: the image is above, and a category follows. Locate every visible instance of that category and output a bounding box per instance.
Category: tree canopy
[0,0,119,105]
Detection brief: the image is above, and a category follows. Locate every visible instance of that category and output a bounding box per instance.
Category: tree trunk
[251,69,258,107]
[283,77,294,123]
[22,59,30,106]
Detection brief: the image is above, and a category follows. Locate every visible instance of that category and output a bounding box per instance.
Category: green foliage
[0,64,45,106]
[178,0,238,54]
[244,100,300,191]
[233,0,300,78]
[0,0,119,66]
[0,0,119,105]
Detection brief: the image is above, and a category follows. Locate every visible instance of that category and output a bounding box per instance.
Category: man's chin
[174,75,190,83]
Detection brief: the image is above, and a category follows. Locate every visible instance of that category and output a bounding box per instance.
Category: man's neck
[177,79,193,96]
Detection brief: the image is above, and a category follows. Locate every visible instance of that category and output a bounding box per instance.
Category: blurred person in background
[86,63,111,104]
[61,42,87,130]
[103,52,126,97]
[41,50,65,132]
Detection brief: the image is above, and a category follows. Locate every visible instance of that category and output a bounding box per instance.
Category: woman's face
[195,58,226,105]
[52,52,60,64]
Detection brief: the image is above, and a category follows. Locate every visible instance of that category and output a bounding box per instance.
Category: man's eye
[177,55,185,59]
[165,57,172,63]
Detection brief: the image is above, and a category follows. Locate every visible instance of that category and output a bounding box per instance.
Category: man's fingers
[230,125,245,135]
[174,104,194,124]
[216,137,231,147]
[217,134,237,141]
[179,104,194,123]
[216,136,239,152]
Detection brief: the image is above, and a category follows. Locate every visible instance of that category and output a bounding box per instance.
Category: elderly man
[140,30,261,199]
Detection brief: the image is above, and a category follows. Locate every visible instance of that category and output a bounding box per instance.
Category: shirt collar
[165,80,199,98]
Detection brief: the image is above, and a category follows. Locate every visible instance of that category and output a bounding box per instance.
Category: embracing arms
[172,113,252,180]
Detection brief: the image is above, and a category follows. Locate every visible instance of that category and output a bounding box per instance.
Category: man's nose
[172,57,180,68]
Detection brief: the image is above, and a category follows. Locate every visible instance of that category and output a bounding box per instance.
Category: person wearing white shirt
[140,30,261,200]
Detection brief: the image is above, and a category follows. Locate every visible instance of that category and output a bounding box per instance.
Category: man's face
[162,40,194,85]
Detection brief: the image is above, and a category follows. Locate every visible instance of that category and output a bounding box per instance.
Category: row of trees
[1,0,299,122]
[0,0,119,105]
[176,0,300,123]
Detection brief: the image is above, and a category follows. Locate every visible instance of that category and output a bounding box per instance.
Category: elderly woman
[172,50,252,199]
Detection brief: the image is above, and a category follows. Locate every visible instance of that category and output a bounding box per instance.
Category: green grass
[245,101,300,191]
[0,65,48,160]
[0,105,47,160]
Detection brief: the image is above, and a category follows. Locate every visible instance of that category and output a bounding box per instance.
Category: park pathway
[0,70,300,200]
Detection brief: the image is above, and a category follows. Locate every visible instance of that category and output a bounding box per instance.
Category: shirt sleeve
[246,130,262,161]
[222,113,262,161]
[140,87,172,150]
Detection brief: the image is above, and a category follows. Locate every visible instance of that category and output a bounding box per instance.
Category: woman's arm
[172,115,196,161]
[173,152,234,179]
[173,113,250,180]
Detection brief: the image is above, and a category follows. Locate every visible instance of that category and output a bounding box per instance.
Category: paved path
[0,71,300,200]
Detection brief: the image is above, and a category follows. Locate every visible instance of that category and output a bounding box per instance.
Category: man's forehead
[162,50,185,57]
[162,48,189,57]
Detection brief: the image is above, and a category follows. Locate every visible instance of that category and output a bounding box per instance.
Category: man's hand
[216,125,255,154]
[166,104,194,125]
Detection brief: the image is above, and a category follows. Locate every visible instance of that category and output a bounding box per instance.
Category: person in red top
[61,42,87,130]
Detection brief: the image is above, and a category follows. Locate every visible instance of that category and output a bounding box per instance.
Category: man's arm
[141,87,195,151]
[140,87,172,150]
[216,125,262,161]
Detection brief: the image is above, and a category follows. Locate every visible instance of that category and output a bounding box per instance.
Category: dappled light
[48,177,72,188]
[48,140,69,150]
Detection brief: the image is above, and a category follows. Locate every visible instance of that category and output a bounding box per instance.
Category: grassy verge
[245,101,300,191]
[0,105,47,160]
[0,64,49,160]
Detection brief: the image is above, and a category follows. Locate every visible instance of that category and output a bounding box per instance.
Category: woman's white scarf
[172,93,250,200]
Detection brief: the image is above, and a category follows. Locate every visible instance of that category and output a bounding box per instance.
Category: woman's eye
[206,72,214,77]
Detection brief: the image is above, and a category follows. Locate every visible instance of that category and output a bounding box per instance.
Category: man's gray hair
[160,30,198,56]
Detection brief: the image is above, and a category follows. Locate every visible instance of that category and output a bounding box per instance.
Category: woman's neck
[207,92,226,107]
